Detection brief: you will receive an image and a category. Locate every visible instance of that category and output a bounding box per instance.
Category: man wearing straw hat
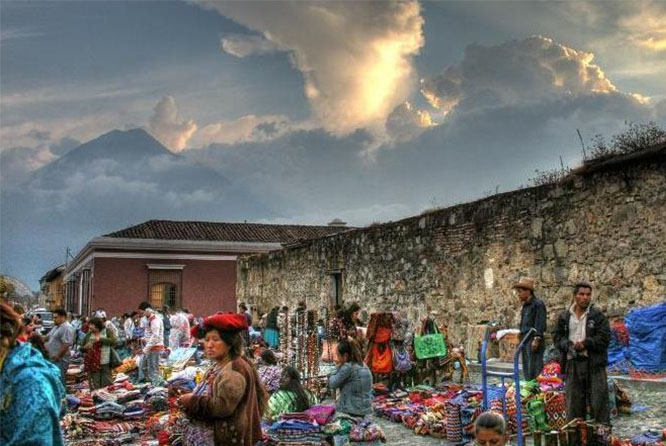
[513,276,547,380]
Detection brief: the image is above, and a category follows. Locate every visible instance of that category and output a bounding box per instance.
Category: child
[474,412,509,446]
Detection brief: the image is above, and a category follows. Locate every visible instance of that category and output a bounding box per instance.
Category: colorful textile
[446,402,463,442]
[305,405,336,425]
[259,364,284,393]
[0,343,65,446]
[545,392,566,429]
[266,390,317,421]
[182,373,215,446]
[349,420,386,442]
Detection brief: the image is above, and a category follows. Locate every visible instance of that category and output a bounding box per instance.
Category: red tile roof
[104,219,350,244]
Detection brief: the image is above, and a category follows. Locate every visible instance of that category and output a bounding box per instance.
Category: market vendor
[328,339,373,417]
[513,276,547,381]
[474,411,509,446]
[81,317,117,389]
[265,366,317,421]
[177,312,268,446]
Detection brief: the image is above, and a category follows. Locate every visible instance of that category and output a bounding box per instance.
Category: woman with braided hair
[265,366,317,421]
[0,301,65,446]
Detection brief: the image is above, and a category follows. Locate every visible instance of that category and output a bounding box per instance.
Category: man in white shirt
[137,301,164,384]
[553,282,611,425]
[168,308,191,350]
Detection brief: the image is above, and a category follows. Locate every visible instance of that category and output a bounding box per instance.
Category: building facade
[64,220,349,317]
[39,265,65,310]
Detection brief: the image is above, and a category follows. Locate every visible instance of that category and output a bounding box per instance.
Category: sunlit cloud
[147,96,197,152]
[420,36,636,114]
[385,102,436,142]
[196,1,425,134]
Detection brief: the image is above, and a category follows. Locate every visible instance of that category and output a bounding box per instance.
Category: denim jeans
[141,350,162,385]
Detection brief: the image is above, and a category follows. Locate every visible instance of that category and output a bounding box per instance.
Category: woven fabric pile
[62,372,177,445]
[263,412,328,446]
[373,384,482,442]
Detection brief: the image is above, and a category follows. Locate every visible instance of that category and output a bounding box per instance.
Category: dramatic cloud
[619,3,666,52]
[420,36,639,115]
[193,114,292,146]
[221,33,282,57]
[197,1,425,134]
[385,102,436,142]
[147,96,198,151]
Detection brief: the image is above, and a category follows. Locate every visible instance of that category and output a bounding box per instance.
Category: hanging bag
[368,343,393,373]
[392,343,412,372]
[414,323,447,360]
[320,339,339,362]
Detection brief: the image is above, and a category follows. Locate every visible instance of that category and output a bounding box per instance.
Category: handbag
[368,343,393,374]
[414,324,447,360]
[320,339,339,362]
[392,343,412,372]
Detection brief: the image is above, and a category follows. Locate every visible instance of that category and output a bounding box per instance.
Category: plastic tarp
[624,302,666,372]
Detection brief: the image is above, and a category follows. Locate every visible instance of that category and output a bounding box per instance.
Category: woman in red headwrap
[176,312,268,446]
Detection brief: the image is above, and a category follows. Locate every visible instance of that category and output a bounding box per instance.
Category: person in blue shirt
[1,301,65,446]
[328,339,373,417]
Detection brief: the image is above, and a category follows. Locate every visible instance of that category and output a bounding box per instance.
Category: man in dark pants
[553,282,611,425]
[513,277,547,380]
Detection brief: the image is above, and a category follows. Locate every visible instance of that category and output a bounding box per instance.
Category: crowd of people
[0,277,616,446]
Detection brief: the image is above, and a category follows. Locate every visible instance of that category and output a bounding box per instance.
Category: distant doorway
[329,272,342,308]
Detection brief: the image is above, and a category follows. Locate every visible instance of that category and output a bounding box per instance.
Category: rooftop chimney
[328,218,347,227]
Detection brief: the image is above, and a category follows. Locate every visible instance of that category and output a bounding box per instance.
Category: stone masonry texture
[237,151,666,356]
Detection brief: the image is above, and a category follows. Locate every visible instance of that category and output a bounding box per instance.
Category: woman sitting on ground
[177,313,268,446]
[81,317,117,389]
[257,349,283,393]
[474,411,509,446]
[328,339,373,417]
[265,366,317,421]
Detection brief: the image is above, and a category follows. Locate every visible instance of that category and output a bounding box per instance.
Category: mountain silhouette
[1,128,274,287]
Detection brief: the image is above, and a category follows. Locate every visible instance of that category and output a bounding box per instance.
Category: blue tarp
[625,301,666,372]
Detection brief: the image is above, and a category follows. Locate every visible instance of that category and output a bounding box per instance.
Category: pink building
[63,219,348,317]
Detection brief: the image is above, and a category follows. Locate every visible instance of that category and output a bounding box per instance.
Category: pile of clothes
[261,406,386,446]
[62,373,180,445]
[264,412,328,446]
[373,384,482,442]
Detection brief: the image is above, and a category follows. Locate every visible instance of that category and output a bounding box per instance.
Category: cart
[480,324,536,446]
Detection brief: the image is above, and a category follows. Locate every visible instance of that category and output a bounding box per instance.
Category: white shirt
[143,311,164,352]
[568,304,589,356]
[124,318,135,339]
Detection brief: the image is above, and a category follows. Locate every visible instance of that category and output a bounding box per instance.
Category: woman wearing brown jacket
[177,313,267,446]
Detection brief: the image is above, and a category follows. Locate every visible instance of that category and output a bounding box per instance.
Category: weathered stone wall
[237,151,666,354]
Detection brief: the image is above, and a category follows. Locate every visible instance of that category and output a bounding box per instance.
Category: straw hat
[512,276,535,291]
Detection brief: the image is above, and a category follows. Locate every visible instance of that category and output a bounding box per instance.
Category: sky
[1,1,665,288]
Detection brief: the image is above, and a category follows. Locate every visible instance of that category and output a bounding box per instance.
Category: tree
[0,276,16,301]
[588,121,666,159]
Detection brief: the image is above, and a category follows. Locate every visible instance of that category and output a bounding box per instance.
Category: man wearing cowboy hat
[512,276,547,380]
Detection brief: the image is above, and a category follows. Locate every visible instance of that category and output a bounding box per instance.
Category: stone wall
[237,149,666,355]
